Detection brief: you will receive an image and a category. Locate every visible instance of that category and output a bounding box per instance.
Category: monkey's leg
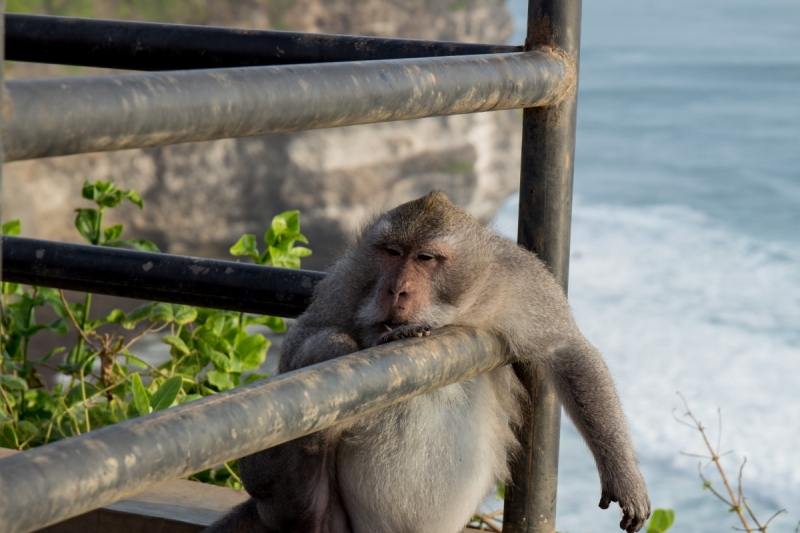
[203,499,265,533]
[545,339,651,533]
[237,433,351,533]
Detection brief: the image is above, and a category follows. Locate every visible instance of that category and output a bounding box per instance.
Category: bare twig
[677,393,752,532]
[472,513,503,533]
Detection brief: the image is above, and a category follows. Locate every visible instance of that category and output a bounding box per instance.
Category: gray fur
[204,191,650,533]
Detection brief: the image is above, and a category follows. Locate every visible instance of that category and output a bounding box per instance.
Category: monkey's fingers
[598,492,613,510]
[378,325,431,344]
[620,508,647,533]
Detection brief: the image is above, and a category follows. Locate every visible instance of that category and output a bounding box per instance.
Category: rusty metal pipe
[504,0,583,532]
[2,50,570,161]
[0,327,511,533]
[2,236,322,317]
[5,13,521,71]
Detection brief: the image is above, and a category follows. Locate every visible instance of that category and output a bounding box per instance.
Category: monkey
[204,191,651,533]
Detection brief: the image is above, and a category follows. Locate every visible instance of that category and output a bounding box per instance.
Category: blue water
[496,1,800,531]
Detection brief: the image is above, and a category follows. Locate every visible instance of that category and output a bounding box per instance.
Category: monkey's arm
[278,326,361,372]
[544,339,651,533]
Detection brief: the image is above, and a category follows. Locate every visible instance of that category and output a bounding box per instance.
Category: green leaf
[150,303,174,323]
[243,315,286,333]
[241,373,267,386]
[123,189,144,209]
[104,309,127,324]
[2,282,22,295]
[0,424,20,449]
[234,331,269,371]
[267,216,288,245]
[104,224,124,242]
[36,346,66,363]
[74,208,100,244]
[277,210,300,234]
[17,420,38,436]
[98,190,123,208]
[65,383,101,406]
[0,375,28,392]
[199,341,232,372]
[206,371,234,391]
[2,219,21,236]
[150,376,183,411]
[124,353,148,369]
[269,246,300,269]
[131,373,151,416]
[81,180,96,200]
[105,239,160,253]
[123,303,155,330]
[179,394,203,404]
[48,318,69,335]
[162,335,191,355]
[289,246,313,258]
[647,509,675,533]
[230,234,260,261]
[173,305,198,326]
[281,231,308,245]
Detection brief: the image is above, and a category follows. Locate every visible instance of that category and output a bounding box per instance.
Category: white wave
[493,195,800,531]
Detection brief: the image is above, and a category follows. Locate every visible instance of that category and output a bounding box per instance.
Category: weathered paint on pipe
[504,0,583,532]
[5,13,521,71]
[0,327,511,533]
[2,51,570,161]
[2,236,322,317]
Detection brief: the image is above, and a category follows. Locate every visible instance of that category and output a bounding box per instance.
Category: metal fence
[0,0,581,532]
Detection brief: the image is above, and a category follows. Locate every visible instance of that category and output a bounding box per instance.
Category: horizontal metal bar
[0,326,511,533]
[3,50,571,161]
[2,236,322,317]
[5,13,521,71]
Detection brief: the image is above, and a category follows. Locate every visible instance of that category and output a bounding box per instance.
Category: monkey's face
[355,241,457,345]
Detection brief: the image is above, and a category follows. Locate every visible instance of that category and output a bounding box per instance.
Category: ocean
[497,0,800,531]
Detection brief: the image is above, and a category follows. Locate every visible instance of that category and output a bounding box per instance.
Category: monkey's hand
[378,324,431,344]
[599,473,651,533]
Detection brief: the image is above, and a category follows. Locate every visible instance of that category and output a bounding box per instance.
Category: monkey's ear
[424,190,452,204]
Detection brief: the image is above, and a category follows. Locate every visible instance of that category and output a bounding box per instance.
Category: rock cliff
[4,0,521,269]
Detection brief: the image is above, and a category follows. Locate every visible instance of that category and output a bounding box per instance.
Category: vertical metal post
[503,1,582,532]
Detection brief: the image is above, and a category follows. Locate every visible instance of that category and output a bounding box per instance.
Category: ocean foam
[493,195,800,531]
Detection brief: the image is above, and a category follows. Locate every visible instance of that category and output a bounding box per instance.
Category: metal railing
[0,0,581,531]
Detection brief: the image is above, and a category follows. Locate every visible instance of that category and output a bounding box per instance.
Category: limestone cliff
[4,0,521,269]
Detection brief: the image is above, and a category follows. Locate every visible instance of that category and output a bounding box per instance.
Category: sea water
[498,0,800,531]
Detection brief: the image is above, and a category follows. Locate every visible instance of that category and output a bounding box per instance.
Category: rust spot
[525,15,555,50]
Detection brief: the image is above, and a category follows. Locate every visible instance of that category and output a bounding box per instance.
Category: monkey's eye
[417,253,434,262]
[386,246,402,257]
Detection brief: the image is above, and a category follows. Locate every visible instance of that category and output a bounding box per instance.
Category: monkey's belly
[337,373,511,533]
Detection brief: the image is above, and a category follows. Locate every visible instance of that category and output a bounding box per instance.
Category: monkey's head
[353,191,493,345]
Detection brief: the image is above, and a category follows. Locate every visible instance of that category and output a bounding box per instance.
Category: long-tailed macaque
[205,191,650,533]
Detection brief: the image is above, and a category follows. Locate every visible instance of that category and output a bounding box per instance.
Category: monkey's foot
[378,324,431,344]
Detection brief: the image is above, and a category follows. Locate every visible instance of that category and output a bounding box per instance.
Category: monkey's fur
[205,191,650,533]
